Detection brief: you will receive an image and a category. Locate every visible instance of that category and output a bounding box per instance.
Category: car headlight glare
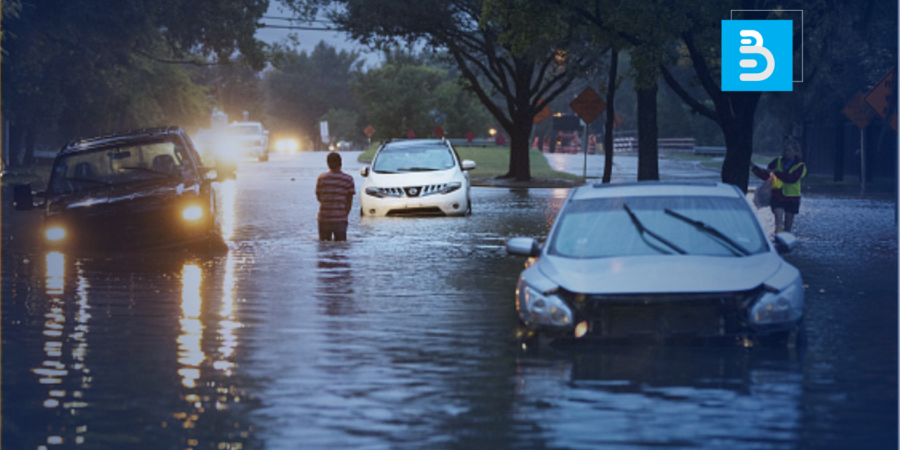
[276,139,299,153]
[45,227,66,241]
[182,206,203,221]
[519,285,573,328]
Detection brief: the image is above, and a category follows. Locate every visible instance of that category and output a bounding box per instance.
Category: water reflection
[173,253,252,448]
[316,243,354,318]
[514,346,804,448]
[217,179,237,241]
[31,252,93,448]
[179,264,205,388]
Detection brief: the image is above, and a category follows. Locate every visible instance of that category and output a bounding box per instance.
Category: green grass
[358,144,582,181]
[660,151,773,171]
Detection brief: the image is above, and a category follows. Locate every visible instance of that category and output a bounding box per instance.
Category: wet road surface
[3,151,897,449]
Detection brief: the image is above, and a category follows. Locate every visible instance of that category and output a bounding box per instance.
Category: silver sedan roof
[571,181,744,201]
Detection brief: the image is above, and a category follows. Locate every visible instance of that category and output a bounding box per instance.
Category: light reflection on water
[31,252,92,447]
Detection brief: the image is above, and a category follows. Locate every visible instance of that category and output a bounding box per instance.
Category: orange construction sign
[843,91,874,130]
[865,67,897,132]
[533,101,552,124]
[569,87,606,125]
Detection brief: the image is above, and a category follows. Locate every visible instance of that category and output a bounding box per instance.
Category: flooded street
[3,151,897,449]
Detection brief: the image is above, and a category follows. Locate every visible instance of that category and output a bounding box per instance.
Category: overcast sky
[256,2,383,68]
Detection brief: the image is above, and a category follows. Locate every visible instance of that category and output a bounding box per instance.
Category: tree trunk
[505,114,533,181]
[23,123,36,166]
[7,124,23,168]
[636,82,659,181]
[603,49,619,184]
[720,114,755,192]
[834,115,845,182]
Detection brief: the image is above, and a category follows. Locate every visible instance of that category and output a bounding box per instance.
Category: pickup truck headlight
[517,282,573,328]
[45,226,66,241]
[182,206,203,221]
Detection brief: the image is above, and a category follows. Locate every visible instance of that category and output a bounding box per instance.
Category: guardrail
[693,146,727,156]
[658,138,696,153]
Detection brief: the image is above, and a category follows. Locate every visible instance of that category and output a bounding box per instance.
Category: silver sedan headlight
[751,278,803,326]
[516,281,573,328]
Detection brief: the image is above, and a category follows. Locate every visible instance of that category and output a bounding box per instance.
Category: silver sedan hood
[537,253,783,294]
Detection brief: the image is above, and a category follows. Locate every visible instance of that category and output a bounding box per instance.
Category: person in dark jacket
[752,138,807,233]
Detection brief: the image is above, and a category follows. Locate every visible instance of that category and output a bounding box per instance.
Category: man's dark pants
[318,221,348,241]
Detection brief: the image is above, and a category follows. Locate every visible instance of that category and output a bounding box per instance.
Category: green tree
[321,108,361,143]
[263,42,364,150]
[289,0,592,181]
[1,0,274,166]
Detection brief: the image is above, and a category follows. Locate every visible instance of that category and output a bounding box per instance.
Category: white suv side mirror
[461,160,476,171]
[360,166,370,177]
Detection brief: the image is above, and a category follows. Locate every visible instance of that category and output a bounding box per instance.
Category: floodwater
[2,151,897,449]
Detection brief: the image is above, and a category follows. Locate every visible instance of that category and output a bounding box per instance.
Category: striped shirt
[316,170,355,222]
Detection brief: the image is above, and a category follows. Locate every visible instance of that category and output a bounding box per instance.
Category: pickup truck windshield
[50,142,191,194]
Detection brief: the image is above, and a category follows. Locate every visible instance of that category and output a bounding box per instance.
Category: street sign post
[842,91,874,191]
[364,125,375,145]
[570,87,607,181]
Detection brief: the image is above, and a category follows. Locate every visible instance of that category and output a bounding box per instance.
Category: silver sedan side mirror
[774,232,798,253]
[507,237,541,257]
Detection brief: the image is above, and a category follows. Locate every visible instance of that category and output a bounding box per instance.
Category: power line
[262,16,335,24]
[260,24,337,31]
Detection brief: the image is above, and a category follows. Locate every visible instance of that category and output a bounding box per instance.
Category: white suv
[228,122,269,162]
[360,139,476,217]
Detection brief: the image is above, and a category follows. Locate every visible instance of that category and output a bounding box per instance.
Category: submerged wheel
[465,199,472,216]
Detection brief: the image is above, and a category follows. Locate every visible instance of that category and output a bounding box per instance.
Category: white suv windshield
[229,125,260,135]
[549,196,768,258]
[372,145,456,173]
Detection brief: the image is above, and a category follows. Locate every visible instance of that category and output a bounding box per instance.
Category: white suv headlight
[517,282,573,328]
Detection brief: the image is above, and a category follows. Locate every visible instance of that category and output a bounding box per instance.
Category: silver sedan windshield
[549,196,768,258]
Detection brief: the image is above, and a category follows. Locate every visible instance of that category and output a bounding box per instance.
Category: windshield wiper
[395,167,437,172]
[66,177,112,187]
[622,203,686,255]
[120,166,180,179]
[664,208,751,256]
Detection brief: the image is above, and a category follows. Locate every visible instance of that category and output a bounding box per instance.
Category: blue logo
[721,20,793,91]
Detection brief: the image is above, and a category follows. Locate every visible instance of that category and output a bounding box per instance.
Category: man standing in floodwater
[316,152,355,241]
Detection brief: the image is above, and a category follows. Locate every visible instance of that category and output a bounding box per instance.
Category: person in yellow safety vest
[752,138,807,234]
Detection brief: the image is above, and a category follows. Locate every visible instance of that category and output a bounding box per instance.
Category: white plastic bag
[753,176,773,209]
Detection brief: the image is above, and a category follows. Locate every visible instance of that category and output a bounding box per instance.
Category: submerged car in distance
[193,128,238,180]
[360,139,476,217]
[507,181,804,346]
[228,121,270,162]
[14,127,221,251]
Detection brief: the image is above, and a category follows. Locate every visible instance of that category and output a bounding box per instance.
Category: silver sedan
[507,181,803,346]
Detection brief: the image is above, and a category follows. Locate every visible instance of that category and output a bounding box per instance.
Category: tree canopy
[1,0,276,165]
